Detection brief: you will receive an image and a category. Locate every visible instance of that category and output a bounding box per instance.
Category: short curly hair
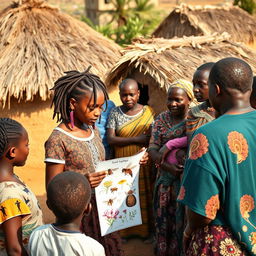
[47,171,91,222]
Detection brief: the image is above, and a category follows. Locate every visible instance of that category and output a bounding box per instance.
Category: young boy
[28,172,105,256]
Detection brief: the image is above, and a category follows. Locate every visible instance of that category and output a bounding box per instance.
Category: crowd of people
[0,57,256,256]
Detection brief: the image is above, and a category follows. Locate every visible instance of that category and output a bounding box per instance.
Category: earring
[70,110,74,129]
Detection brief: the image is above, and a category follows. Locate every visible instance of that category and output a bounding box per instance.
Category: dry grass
[106,33,256,113]
[0,0,121,107]
[152,4,256,46]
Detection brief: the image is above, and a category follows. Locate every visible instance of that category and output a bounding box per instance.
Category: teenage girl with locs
[44,68,149,256]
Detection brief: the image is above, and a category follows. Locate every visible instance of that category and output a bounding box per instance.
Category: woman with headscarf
[149,79,196,256]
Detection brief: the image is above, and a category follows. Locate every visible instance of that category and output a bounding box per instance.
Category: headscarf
[168,79,198,107]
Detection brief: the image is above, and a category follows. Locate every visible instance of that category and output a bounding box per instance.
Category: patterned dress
[178,111,256,255]
[149,110,187,256]
[45,126,123,256]
[0,180,43,255]
[107,106,155,238]
[186,101,215,141]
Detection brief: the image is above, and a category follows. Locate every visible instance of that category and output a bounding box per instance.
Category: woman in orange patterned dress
[178,58,256,255]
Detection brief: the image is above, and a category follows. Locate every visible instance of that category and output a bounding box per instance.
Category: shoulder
[155,110,169,119]
[45,128,64,145]
[82,235,105,252]
[107,100,116,108]
[144,105,155,115]
[154,110,170,123]
[30,224,51,236]
[0,182,24,201]
[187,103,205,119]
[109,106,120,114]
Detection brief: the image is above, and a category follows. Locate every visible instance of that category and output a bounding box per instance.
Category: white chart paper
[95,150,145,236]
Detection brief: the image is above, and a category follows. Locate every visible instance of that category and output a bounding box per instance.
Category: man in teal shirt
[179,58,256,255]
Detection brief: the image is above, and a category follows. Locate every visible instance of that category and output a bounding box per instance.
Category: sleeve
[106,107,118,129]
[44,132,65,164]
[178,163,223,220]
[0,189,31,225]
[165,136,188,150]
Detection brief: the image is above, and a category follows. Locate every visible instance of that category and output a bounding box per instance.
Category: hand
[183,225,192,254]
[85,171,108,188]
[139,147,148,165]
[161,162,184,177]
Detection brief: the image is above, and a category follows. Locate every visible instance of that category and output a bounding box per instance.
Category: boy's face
[193,69,210,102]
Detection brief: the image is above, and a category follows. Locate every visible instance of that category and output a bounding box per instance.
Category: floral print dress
[178,111,256,255]
[149,111,187,256]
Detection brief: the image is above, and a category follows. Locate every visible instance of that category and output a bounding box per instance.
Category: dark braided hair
[51,67,109,123]
[0,118,24,158]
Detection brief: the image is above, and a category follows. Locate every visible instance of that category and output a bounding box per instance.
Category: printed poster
[95,150,145,236]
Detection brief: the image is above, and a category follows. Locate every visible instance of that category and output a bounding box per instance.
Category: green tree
[82,0,167,46]
[234,0,256,14]
[110,0,132,27]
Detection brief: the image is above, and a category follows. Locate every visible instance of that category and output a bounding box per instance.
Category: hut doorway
[138,83,149,105]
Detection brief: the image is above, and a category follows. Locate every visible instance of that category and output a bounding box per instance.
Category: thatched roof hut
[0,0,121,107]
[152,5,256,47]
[0,0,121,218]
[106,33,256,115]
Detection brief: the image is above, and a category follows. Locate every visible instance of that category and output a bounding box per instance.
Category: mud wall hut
[106,33,256,115]
[0,0,121,216]
[152,4,256,48]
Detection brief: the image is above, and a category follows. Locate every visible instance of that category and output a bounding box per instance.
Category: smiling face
[192,69,210,102]
[167,87,190,117]
[72,89,105,126]
[119,81,140,109]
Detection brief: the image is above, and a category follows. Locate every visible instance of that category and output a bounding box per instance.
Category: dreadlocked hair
[51,66,109,123]
[0,118,24,158]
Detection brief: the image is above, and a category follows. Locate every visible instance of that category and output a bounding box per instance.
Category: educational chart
[95,150,145,236]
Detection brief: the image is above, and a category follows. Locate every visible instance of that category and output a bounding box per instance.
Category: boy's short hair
[47,171,91,222]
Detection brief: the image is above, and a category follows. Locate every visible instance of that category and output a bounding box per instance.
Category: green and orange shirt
[178,111,256,255]
[0,181,43,255]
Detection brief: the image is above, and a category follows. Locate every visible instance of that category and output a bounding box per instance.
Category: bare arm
[107,128,148,146]
[45,162,107,189]
[161,161,184,177]
[183,207,212,252]
[2,216,28,256]
[149,148,162,164]
[45,163,65,188]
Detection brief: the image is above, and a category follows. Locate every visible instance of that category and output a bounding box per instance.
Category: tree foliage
[82,0,165,46]
[234,0,256,14]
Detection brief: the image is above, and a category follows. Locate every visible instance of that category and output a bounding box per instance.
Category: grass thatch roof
[0,0,121,106]
[152,4,256,45]
[106,33,256,92]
